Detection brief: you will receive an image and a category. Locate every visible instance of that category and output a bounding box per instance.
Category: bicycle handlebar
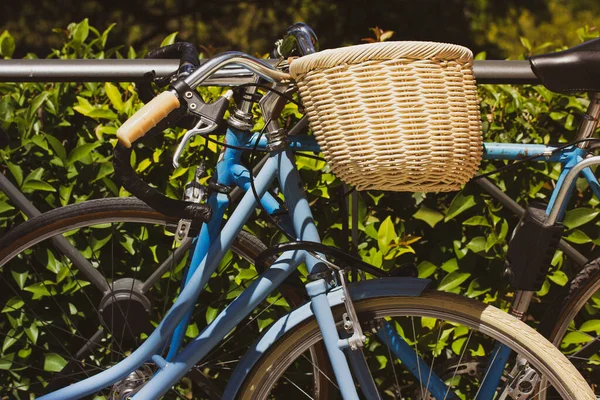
[116,52,289,148]
[182,51,291,89]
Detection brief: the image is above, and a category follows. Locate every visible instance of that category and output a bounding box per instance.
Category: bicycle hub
[99,278,153,342]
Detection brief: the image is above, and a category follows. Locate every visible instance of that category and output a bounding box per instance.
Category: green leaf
[377,216,396,253]
[561,331,593,345]
[413,206,444,228]
[119,236,135,255]
[185,323,199,338]
[564,229,591,244]
[0,353,14,370]
[257,317,275,331]
[462,216,490,227]
[67,142,100,165]
[29,92,49,115]
[421,317,436,330]
[24,281,54,299]
[87,108,118,120]
[1,297,24,313]
[11,270,29,290]
[94,162,114,182]
[24,167,44,182]
[136,158,152,173]
[519,37,532,51]
[21,179,56,192]
[0,30,16,58]
[452,337,467,355]
[548,270,568,286]
[466,237,487,253]
[438,271,471,292]
[206,306,218,324]
[44,353,68,372]
[2,330,21,352]
[105,82,124,112]
[161,32,179,47]
[0,200,15,213]
[417,261,437,279]
[71,18,89,47]
[7,162,23,186]
[445,193,476,222]
[579,320,600,334]
[441,258,459,273]
[466,279,490,298]
[563,208,600,230]
[45,134,67,162]
[73,96,93,115]
[25,323,39,344]
[59,184,73,206]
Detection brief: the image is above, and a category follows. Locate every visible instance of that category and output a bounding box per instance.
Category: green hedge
[1,20,599,396]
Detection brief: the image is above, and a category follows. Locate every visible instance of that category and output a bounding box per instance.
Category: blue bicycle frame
[40,126,600,399]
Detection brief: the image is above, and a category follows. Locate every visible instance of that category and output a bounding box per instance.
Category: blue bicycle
[0,23,596,399]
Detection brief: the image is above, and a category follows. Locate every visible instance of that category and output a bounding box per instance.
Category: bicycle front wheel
[237,291,594,399]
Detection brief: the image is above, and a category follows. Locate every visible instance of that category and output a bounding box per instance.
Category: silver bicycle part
[266,128,288,152]
[575,92,600,148]
[173,165,206,245]
[174,219,192,245]
[547,155,600,224]
[338,269,366,350]
[258,82,295,133]
[509,290,533,320]
[172,117,217,168]
[498,359,540,400]
[228,107,254,131]
[183,52,291,89]
[109,365,153,399]
[228,75,260,131]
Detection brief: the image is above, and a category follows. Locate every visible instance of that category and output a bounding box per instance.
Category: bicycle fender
[222,277,430,399]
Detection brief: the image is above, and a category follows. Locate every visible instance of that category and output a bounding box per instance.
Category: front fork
[276,145,363,399]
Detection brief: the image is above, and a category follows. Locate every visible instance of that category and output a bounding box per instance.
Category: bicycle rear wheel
[539,258,600,398]
[237,291,594,399]
[0,197,292,399]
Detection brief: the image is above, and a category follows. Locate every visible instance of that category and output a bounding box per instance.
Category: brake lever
[172,117,217,168]
[171,87,233,168]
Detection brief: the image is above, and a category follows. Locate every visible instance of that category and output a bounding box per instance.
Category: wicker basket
[289,41,482,192]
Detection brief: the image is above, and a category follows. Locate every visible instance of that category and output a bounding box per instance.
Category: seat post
[576,92,600,148]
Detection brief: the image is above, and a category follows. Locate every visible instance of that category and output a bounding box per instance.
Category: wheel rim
[241,295,584,400]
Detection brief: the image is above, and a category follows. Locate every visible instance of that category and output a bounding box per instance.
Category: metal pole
[0,59,540,84]
[0,172,109,292]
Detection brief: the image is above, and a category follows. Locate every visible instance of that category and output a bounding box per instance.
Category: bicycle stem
[182,51,290,89]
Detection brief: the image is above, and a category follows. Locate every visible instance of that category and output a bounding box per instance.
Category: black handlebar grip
[138,42,201,103]
[113,143,212,222]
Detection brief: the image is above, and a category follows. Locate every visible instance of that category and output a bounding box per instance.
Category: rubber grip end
[117,91,180,147]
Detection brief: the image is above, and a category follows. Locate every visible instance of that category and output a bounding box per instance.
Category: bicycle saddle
[529,37,600,93]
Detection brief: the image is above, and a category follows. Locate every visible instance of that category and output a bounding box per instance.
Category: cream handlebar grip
[116,91,180,148]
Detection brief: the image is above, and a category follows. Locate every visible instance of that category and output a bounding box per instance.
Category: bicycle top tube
[234,134,578,165]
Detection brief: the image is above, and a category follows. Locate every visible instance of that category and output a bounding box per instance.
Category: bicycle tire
[538,258,600,399]
[0,197,320,399]
[236,291,595,399]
